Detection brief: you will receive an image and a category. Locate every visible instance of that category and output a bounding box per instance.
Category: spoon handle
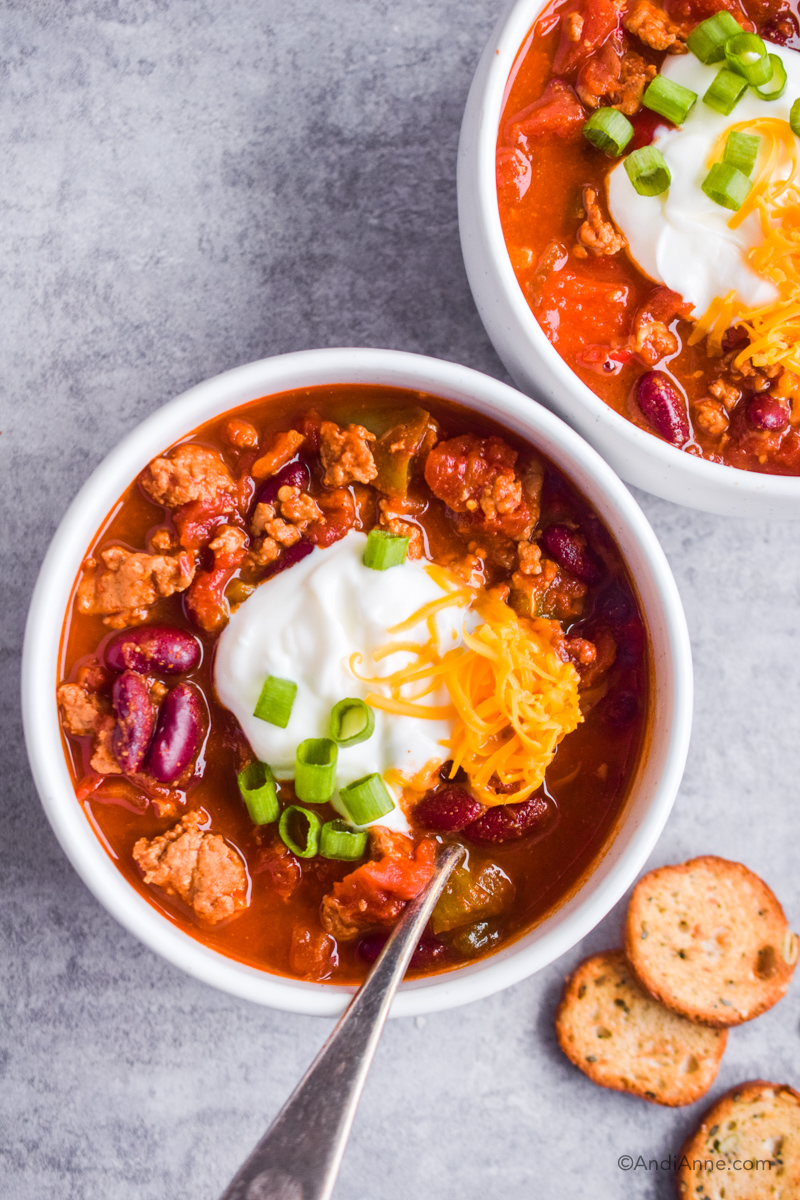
[217,841,465,1200]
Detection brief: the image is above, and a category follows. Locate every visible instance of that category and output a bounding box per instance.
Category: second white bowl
[457,0,800,518]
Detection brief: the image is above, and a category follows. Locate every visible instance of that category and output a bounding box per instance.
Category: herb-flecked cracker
[626,856,798,1027]
[555,950,727,1106]
[677,1081,800,1199]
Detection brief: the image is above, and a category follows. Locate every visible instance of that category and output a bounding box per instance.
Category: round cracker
[555,950,727,1106]
[626,856,797,1027]
[677,1080,800,1199]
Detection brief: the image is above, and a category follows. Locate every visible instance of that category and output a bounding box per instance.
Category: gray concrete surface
[2,2,799,1197]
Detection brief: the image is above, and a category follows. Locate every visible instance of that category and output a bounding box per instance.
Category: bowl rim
[21,347,693,1017]
[461,0,800,505]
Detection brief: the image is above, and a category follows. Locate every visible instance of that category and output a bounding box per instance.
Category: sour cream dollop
[214,531,470,826]
[607,42,800,315]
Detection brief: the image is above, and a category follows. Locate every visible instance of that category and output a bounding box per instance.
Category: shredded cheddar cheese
[352,579,582,807]
[690,118,800,372]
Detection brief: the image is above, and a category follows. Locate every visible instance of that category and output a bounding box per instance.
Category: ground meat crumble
[319,421,378,487]
[132,811,248,924]
[77,546,196,628]
[140,444,235,508]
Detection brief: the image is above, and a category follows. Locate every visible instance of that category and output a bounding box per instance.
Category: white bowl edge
[22,347,693,1017]
[457,0,800,518]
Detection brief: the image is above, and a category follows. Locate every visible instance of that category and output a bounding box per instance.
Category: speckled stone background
[3,2,800,1197]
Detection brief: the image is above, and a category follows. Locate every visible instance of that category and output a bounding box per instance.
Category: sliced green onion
[624,146,671,197]
[237,761,279,825]
[339,772,395,824]
[319,819,369,861]
[702,161,753,211]
[753,55,787,100]
[329,698,376,747]
[703,67,748,115]
[253,675,297,727]
[792,98,800,137]
[295,737,338,802]
[582,107,634,156]
[686,10,742,64]
[278,805,321,858]
[362,528,410,571]
[642,76,697,125]
[724,32,771,86]
[722,131,760,176]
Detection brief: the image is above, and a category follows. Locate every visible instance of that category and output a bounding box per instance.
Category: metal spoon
[217,841,465,1200]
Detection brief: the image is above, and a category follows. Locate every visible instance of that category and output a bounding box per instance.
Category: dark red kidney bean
[111,671,156,773]
[262,538,314,581]
[761,11,798,44]
[255,459,310,507]
[414,785,484,833]
[464,792,548,845]
[105,625,201,675]
[542,524,603,585]
[615,619,644,667]
[357,932,447,971]
[721,324,750,353]
[601,691,640,730]
[746,393,790,431]
[598,583,634,630]
[146,683,203,784]
[629,107,664,152]
[635,371,690,447]
[438,759,467,783]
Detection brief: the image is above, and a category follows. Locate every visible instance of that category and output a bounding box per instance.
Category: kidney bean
[146,682,204,784]
[601,691,640,730]
[414,785,484,833]
[542,524,603,585]
[464,793,548,845]
[635,371,689,447]
[746,393,790,431]
[721,324,750,353]
[357,931,447,971]
[105,625,200,676]
[111,671,156,773]
[598,582,634,630]
[262,538,314,581]
[760,10,798,44]
[255,459,310,507]
[438,759,467,783]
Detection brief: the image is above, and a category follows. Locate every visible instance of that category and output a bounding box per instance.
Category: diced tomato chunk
[254,840,302,901]
[305,487,356,548]
[424,433,534,540]
[289,925,336,980]
[504,81,585,146]
[536,266,631,361]
[496,148,532,204]
[668,0,746,26]
[425,433,515,512]
[173,494,237,551]
[184,528,247,633]
[637,286,693,326]
[321,833,437,939]
[553,0,623,75]
[355,837,437,901]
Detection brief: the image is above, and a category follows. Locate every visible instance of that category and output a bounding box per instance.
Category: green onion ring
[279,806,322,858]
[329,698,376,747]
[237,761,279,825]
[295,737,338,803]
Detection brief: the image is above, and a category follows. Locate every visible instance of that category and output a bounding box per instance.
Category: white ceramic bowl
[22,348,692,1017]
[458,0,800,518]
